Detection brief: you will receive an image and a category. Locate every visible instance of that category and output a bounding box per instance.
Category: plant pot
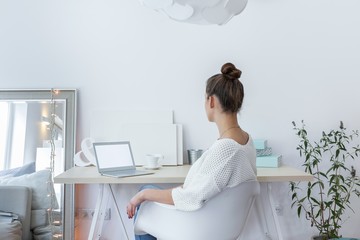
[330,238,360,240]
[313,236,360,240]
[312,236,329,240]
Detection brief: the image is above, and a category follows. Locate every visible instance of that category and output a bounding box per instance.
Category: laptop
[93,141,153,178]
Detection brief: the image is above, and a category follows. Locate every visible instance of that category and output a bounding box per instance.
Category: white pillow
[31,209,48,229]
[32,225,55,240]
[0,174,13,180]
[0,170,58,210]
[0,221,22,240]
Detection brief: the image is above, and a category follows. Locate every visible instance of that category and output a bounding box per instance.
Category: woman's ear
[209,95,215,108]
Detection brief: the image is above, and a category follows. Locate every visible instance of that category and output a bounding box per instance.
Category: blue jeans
[134,185,162,240]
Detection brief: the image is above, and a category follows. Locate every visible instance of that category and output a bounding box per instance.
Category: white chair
[134,180,260,240]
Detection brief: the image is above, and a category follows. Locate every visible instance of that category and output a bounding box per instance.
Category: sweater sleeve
[172,172,220,211]
[172,140,239,211]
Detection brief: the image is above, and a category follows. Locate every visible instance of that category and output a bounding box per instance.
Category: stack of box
[253,139,282,168]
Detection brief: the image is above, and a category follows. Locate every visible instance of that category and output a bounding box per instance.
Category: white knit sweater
[172,137,257,211]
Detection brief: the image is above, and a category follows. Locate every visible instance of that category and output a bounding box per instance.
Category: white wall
[1,0,360,239]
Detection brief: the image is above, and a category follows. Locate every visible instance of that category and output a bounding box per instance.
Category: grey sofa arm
[0,186,32,240]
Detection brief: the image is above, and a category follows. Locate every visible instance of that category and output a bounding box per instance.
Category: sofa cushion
[31,209,48,229]
[0,221,22,240]
[0,162,35,177]
[0,186,32,240]
[0,170,58,210]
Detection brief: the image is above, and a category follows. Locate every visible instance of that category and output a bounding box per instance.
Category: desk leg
[254,196,272,239]
[88,184,110,240]
[256,183,284,240]
[87,184,130,240]
[267,183,283,240]
[108,184,130,240]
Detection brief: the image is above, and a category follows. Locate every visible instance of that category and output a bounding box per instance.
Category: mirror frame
[0,89,77,239]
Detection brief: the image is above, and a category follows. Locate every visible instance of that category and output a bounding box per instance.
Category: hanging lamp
[139,0,248,25]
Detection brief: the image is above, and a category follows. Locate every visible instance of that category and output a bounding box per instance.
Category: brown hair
[206,62,244,113]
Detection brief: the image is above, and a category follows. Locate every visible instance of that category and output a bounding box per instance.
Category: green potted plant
[290,121,360,240]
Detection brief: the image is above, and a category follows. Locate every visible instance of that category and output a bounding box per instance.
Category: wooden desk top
[54,165,313,184]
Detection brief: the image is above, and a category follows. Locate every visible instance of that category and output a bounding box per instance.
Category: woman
[126,62,257,239]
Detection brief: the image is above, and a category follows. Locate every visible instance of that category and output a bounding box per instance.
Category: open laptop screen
[93,142,134,169]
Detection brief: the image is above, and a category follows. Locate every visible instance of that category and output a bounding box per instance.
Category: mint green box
[253,139,267,150]
[256,155,281,168]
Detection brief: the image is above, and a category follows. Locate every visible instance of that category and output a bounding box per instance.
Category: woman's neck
[216,113,240,137]
[215,113,249,145]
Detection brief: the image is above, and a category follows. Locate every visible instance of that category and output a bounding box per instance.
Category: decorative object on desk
[139,0,248,25]
[74,138,96,166]
[256,147,272,157]
[254,139,281,168]
[187,149,203,164]
[90,110,182,166]
[145,154,163,169]
[256,155,281,168]
[253,139,268,150]
[290,121,360,240]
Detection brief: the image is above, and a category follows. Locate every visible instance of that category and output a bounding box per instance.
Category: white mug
[146,154,163,168]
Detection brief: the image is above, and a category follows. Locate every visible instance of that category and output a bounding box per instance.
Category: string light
[48,88,62,239]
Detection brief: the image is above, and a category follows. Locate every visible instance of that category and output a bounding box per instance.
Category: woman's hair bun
[221,62,242,80]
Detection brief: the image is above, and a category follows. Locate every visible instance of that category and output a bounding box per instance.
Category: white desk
[54,165,312,240]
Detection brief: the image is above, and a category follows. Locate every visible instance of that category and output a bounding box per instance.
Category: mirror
[0,89,76,240]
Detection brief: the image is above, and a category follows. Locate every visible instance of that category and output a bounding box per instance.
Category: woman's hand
[126,191,145,219]
[126,188,174,219]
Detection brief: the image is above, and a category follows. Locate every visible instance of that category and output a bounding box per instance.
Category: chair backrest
[135,180,260,240]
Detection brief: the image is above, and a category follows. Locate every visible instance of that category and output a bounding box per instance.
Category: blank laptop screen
[94,143,134,169]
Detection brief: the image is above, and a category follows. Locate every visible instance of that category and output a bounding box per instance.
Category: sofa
[0,169,60,240]
[0,186,32,240]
